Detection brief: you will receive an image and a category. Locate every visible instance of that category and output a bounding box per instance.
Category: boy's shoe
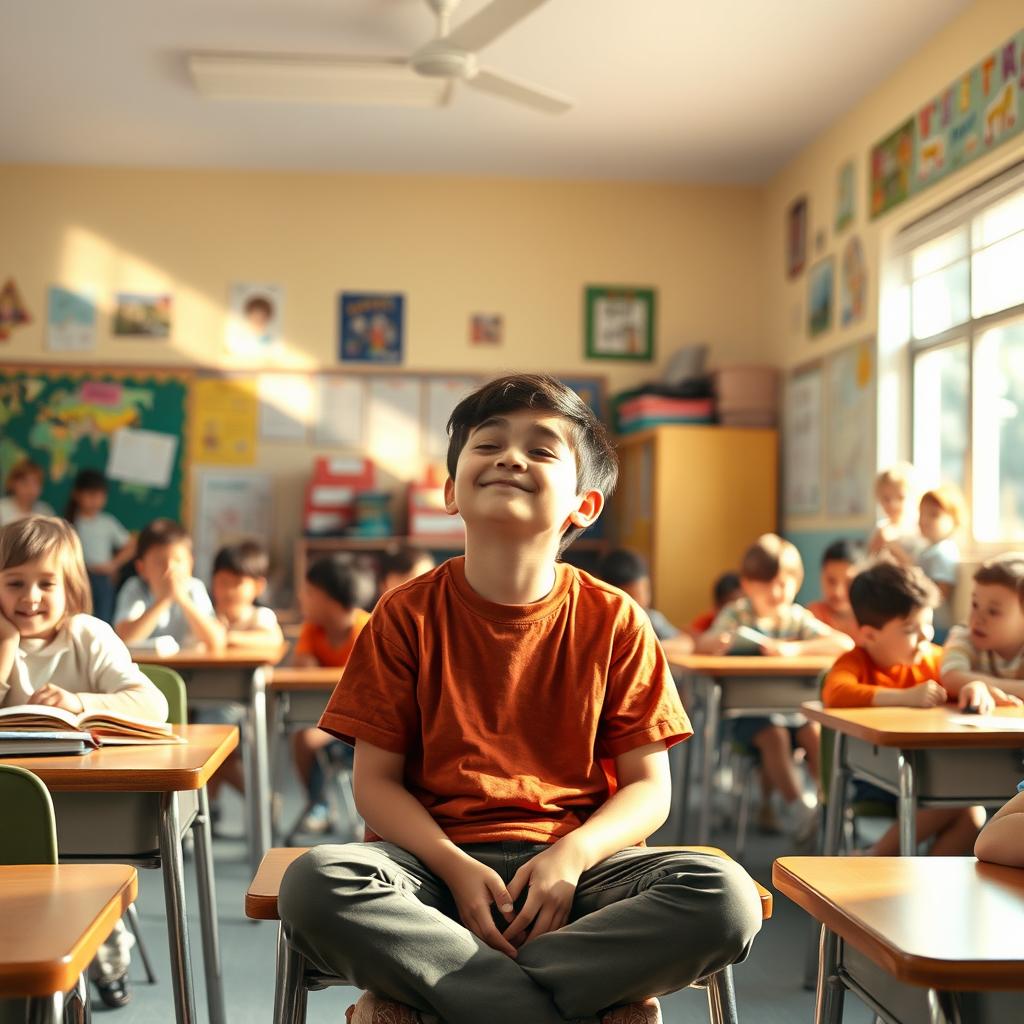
[788,797,820,846]
[94,974,132,1009]
[600,998,662,1023]
[295,802,332,836]
[345,992,439,1023]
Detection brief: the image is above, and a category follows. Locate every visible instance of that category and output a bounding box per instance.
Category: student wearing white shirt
[65,468,135,624]
[0,514,168,1007]
[0,458,54,526]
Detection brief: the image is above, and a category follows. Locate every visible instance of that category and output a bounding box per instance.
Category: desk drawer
[719,676,820,712]
[183,668,252,702]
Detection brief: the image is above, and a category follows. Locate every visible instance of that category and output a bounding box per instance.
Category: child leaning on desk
[0,515,168,1008]
[696,534,853,839]
[821,561,1014,856]
[279,373,762,1024]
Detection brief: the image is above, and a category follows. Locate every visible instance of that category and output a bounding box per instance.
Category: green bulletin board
[0,368,189,530]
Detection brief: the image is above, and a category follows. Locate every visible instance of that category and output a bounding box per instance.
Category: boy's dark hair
[713,571,741,607]
[306,555,374,611]
[64,468,109,522]
[974,552,1024,609]
[822,538,865,567]
[739,533,804,586]
[379,544,431,580]
[445,374,617,555]
[136,519,191,561]
[4,458,44,493]
[598,549,648,590]
[849,562,940,629]
[213,540,269,580]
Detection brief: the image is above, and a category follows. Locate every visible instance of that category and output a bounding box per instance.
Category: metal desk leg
[248,666,272,878]
[814,924,845,1024]
[26,993,63,1024]
[274,924,307,1024]
[823,731,849,857]
[927,990,961,1024]
[697,678,721,845]
[158,791,197,1024]
[897,750,917,856]
[193,786,226,1024]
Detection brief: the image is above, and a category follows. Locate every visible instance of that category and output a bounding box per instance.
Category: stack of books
[0,706,183,756]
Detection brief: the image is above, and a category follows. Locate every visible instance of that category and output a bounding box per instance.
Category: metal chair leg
[706,966,738,1024]
[274,924,308,1024]
[124,904,157,984]
[62,974,88,1024]
[927,990,961,1024]
[814,924,846,1024]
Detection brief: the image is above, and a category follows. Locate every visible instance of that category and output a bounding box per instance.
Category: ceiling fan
[188,0,573,115]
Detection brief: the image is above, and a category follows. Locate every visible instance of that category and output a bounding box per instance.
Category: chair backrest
[138,664,188,725]
[0,765,58,865]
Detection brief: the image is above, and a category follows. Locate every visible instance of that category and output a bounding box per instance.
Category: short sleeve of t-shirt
[941,625,975,678]
[646,607,681,641]
[918,540,959,585]
[113,575,148,624]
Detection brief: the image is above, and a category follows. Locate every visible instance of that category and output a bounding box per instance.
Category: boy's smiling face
[969,582,1024,659]
[445,409,601,544]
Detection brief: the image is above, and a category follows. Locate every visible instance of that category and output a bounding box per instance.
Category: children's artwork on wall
[227,283,283,358]
[469,313,503,345]
[825,339,875,518]
[807,257,834,338]
[840,236,867,327]
[783,365,823,517]
[0,278,32,340]
[870,29,1024,219]
[113,292,172,338]
[47,287,96,352]
[584,286,655,360]
[835,161,855,233]
[786,197,808,279]
[190,377,258,465]
[339,292,404,364]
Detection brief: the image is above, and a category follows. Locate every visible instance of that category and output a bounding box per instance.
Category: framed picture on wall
[786,197,808,279]
[807,257,834,338]
[584,286,655,361]
[338,292,404,364]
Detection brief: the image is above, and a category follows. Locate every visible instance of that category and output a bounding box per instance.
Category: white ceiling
[0,0,973,183]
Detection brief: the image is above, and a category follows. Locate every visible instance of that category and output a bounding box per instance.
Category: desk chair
[246,846,773,1024]
[0,765,90,1024]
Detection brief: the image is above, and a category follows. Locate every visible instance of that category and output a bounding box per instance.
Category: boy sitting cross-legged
[822,561,990,856]
[279,374,763,1024]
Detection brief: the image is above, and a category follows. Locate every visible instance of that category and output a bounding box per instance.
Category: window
[898,165,1024,545]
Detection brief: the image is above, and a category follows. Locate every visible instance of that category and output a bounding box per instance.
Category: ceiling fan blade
[444,0,550,52]
[467,68,572,114]
[188,53,448,107]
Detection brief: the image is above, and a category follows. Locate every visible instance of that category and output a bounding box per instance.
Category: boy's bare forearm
[115,600,172,645]
[793,635,853,656]
[944,669,1024,699]
[975,811,1024,866]
[179,598,227,650]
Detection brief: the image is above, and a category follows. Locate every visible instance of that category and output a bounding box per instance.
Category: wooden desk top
[670,654,834,677]
[245,845,773,921]
[0,724,238,792]
[0,864,137,997]
[130,645,288,670]
[802,702,1024,748]
[774,856,1024,989]
[267,666,343,690]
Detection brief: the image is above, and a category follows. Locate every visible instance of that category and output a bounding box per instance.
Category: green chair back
[139,664,188,725]
[0,765,58,865]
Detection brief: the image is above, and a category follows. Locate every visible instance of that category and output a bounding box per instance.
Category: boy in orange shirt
[823,561,990,855]
[807,539,863,639]
[280,374,762,1024]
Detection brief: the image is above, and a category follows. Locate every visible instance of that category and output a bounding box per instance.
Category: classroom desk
[774,856,1024,1024]
[802,703,1024,857]
[0,863,138,1023]
[133,645,287,876]
[2,724,237,1024]
[668,654,835,843]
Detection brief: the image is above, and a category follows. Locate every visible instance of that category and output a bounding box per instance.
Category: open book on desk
[0,705,184,747]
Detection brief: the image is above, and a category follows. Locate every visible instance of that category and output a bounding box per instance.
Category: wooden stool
[774,855,1024,1024]
[247,845,772,1024]
[0,863,137,1024]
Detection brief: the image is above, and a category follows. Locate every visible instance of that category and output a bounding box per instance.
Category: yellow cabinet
[613,426,777,626]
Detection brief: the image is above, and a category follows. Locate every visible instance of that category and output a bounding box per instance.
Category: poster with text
[339,292,404,364]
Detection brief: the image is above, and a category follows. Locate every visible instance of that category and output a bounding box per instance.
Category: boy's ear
[856,623,876,647]
[443,478,458,516]
[567,488,604,530]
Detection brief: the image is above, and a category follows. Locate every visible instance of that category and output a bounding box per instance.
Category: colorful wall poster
[339,292,404,364]
[808,257,835,338]
[47,286,96,352]
[870,30,1024,219]
[113,292,172,337]
[227,283,283,358]
[786,197,808,278]
[783,366,823,517]
[840,236,867,327]
[469,313,503,345]
[0,278,32,340]
[190,376,258,465]
[835,161,856,233]
[825,340,875,518]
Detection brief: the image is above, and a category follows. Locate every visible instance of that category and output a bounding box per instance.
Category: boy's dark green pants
[280,841,762,1023]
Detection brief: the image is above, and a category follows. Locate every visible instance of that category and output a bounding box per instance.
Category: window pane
[911,259,969,339]
[972,230,1024,318]
[973,318,1024,541]
[972,188,1024,248]
[911,228,969,278]
[913,342,968,493]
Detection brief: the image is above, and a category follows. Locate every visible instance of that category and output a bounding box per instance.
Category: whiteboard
[825,339,876,518]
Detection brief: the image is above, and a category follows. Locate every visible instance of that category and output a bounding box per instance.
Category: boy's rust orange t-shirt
[319,556,692,845]
[822,643,944,707]
[294,608,371,668]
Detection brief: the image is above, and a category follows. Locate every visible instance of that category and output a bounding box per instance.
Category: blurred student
[689,571,742,636]
[867,463,918,556]
[377,545,435,603]
[807,539,863,639]
[211,540,284,648]
[0,459,53,526]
